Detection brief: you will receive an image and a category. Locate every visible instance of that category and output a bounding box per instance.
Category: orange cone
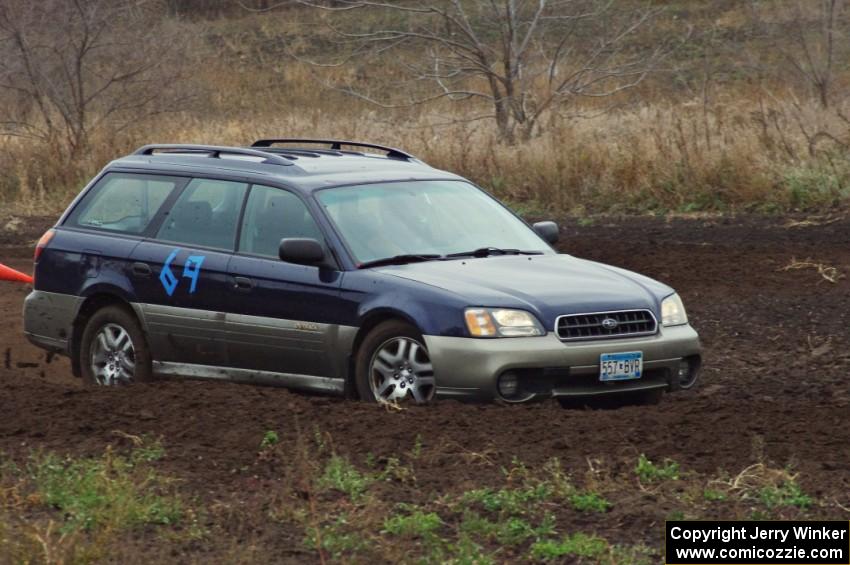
[0,263,33,284]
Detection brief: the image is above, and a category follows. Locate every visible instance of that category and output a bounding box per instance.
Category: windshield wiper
[358,253,443,269]
[358,248,544,268]
[445,247,544,259]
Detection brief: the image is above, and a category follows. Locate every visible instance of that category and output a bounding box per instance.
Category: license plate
[599,352,643,381]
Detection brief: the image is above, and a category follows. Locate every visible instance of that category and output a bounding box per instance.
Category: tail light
[34,229,55,262]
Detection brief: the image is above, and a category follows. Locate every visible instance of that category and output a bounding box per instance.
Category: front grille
[556,309,657,341]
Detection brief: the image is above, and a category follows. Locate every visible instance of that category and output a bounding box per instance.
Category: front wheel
[79,305,152,386]
[355,321,436,405]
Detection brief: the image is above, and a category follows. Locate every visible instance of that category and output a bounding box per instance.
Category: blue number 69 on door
[159,248,206,297]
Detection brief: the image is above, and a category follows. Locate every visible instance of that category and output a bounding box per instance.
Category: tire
[354,320,436,405]
[79,305,152,386]
[677,359,701,390]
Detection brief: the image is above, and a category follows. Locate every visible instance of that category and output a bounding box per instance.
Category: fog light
[498,372,519,398]
[677,358,699,389]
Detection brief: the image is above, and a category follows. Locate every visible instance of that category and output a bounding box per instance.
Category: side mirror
[533,221,559,244]
[279,238,326,266]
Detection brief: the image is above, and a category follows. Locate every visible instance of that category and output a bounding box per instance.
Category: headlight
[661,294,688,326]
[464,308,544,337]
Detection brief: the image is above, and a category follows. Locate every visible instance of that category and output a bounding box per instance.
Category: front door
[225,184,344,377]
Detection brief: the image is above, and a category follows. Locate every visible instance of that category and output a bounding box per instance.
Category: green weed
[635,454,680,483]
[317,455,373,501]
[569,491,611,513]
[461,483,553,515]
[383,509,442,538]
[259,430,279,450]
[305,515,371,558]
[530,533,609,561]
[410,434,424,459]
[759,480,813,510]
[25,446,182,532]
[781,159,850,209]
[667,510,686,521]
[130,439,166,463]
[446,534,496,564]
[703,488,727,502]
[458,510,499,538]
[611,544,655,565]
[498,514,556,546]
[378,456,416,483]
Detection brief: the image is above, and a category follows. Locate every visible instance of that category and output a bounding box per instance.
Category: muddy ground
[1,214,849,562]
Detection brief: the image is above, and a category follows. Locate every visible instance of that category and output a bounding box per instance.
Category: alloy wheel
[89,323,136,386]
[369,336,436,404]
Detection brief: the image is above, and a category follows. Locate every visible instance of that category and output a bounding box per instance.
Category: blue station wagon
[23,139,701,405]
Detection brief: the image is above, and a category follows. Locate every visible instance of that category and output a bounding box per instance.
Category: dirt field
[1,214,849,562]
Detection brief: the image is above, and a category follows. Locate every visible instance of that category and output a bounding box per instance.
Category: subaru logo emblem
[601,317,619,330]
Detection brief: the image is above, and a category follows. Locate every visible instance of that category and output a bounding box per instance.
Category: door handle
[232,276,255,292]
[131,262,152,277]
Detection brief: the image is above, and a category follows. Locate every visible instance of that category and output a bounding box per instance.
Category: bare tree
[788,0,844,108]
[284,0,676,143]
[166,0,274,17]
[0,0,190,158]
[750,0,846,108]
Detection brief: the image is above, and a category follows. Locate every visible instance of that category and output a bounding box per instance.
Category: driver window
[238,185,323,257]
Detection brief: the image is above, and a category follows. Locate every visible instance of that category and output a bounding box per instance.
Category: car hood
[375,254,673,328]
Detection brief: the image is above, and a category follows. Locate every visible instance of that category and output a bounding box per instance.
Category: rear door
[225,184,345,377]
[38,173,184,346]
[130,177,248,367]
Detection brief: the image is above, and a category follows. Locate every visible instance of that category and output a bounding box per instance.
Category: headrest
[174,200,212,226]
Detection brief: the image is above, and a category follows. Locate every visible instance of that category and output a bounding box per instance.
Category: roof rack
[133,144,294,166]
[259,148,327,158]
[251,138,415,161]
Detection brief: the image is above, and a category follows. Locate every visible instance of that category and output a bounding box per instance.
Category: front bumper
[424,324,701,401]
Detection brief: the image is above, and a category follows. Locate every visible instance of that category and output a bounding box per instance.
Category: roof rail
[251,138,415,161]
[133,144,294,166]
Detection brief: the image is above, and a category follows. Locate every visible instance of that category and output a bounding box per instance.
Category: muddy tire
[79,305,152,386]
[355,320,436,404]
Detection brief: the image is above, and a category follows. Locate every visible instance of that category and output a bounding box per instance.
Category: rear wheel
[355,321,436,405]
[79,305,152,386]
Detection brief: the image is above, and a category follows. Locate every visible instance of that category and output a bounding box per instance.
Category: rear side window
[66,173,179,234]
[238,185,323,257]
[156,178,248,250]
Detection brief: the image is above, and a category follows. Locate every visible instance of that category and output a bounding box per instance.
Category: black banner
[666,521,850,564]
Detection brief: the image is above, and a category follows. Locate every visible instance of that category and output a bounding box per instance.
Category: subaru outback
[23,139,701,405]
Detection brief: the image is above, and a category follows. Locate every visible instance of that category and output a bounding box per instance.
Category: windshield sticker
[159,249,206,296]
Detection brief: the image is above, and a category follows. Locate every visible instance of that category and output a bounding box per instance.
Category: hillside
[0,0,848,214]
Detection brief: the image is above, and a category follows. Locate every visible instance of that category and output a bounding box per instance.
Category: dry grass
[2,93,849,217]
[784,216,844,228]
[779,258,844,284]
[1,4,849,217]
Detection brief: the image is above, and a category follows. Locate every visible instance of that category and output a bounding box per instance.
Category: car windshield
[316,180,552,264]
